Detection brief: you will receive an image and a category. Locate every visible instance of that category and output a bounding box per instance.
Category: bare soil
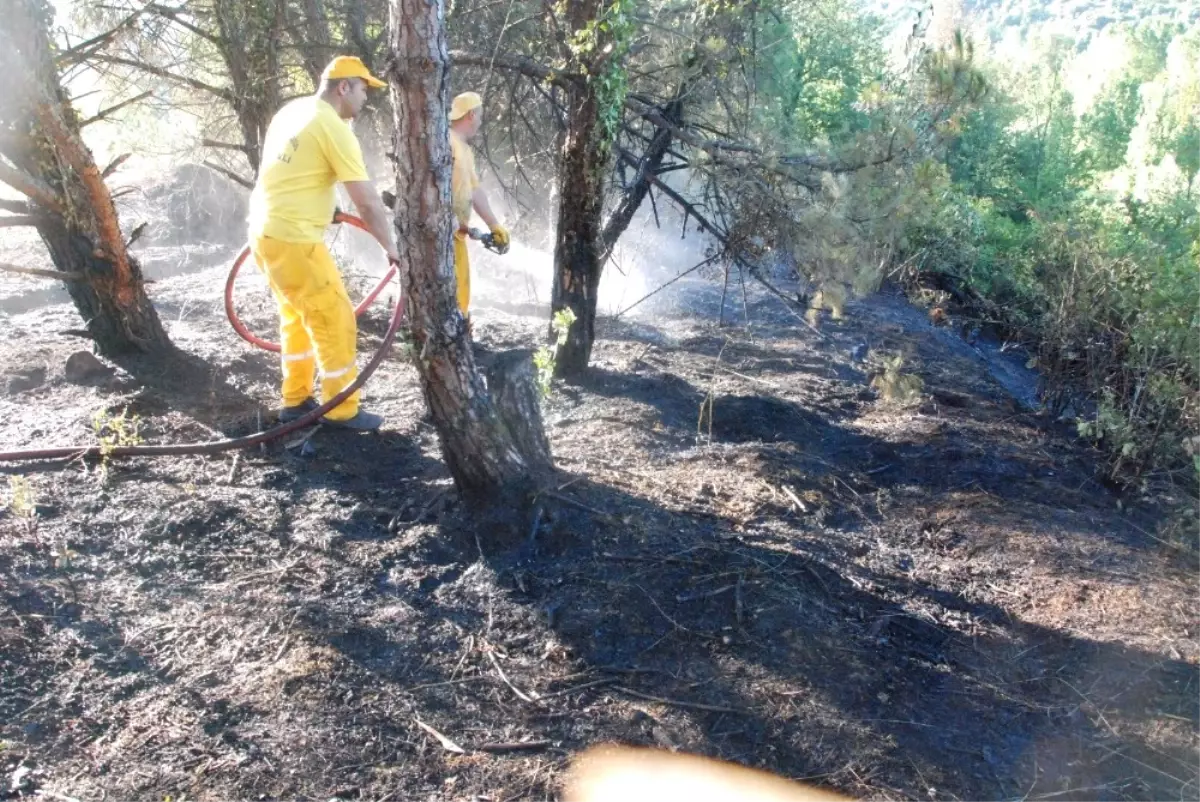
[1,247,1197,802]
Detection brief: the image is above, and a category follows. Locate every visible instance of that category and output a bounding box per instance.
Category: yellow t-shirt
[450,129,480,227]
[249,97,369,243]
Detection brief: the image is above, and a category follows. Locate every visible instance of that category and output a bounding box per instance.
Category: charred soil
[1,258,1197,801]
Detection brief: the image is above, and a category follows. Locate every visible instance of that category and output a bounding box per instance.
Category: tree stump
[485,349,553,477]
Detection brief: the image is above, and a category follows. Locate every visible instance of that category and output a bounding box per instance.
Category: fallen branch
[0,262,84,282]
[613,253,720,318]
[539,677,617,699]
[540,490,612,519]
[33,790,83,802]
[486,648,539,703]
[613,686,745,715]
[476,740,552,754]
[675,584,737,603]
[780,484,809,513]
[414,717,465,754]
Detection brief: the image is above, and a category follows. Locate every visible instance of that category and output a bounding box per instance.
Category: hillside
[873,0,1198,47]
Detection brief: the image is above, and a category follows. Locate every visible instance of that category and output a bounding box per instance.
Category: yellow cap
[450,92,482,121]
[321,56,386,89]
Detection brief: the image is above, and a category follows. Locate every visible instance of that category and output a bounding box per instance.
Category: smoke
[463,168,718,322]
[327,164,719,326]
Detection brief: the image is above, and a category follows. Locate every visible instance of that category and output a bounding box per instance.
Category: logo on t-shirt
[278,136,301,164]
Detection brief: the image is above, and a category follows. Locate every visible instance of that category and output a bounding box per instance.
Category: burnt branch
[202,160,253,189]
[80,90,153,127]
[201,138,251,154]
[89,54,234,102]
[0,158,65,213]
[0,214,42,228]
[0,261,84,281]
[100,152,133,179]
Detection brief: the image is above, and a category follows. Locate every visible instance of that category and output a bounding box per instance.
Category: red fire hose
[224,212,398,353]
[0,213,403,463]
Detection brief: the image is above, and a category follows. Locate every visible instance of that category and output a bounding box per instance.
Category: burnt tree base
[430,348,554,553]
[483,348,553,477]
[38,222,170,357]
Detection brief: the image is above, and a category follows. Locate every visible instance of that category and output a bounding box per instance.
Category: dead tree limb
[0,159,64,212]
[143,3,222,45]
[0,214,42,227]
[100,152,133,179]
[201,138,251,154]
[201,160,253,189]
[80,90,153,127]
[614,147,826,338]
[88,54,234,101]
[56,5,149,65]
[449,49,580,87]
[0,262,85,281]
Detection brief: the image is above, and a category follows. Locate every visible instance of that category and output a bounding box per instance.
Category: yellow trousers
[454,230,470,316]
[252,236,360,421]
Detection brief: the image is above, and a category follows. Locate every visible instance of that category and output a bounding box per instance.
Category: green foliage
[902,23,1200,484]
[870,353,925,406]
[4,476,37,522]
[593,0,636,155]
[1081,78,1141,171]
[535,308,577,397]
[754,0,887,144]
[92,406,143,454]
[92,407,143,480]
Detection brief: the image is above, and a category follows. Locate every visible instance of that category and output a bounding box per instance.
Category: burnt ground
[0,244,1197,802]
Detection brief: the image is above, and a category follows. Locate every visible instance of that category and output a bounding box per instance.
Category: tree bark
[549,0,608,379]
[295,0,332,85]
[212,0,286,172]
[0,0,169,356]
[387,0,551,507]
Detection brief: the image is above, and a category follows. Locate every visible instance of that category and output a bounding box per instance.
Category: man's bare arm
[471,186,501,230]
[344,180,399,262]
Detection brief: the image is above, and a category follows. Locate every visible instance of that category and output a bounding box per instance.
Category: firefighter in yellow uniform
[248,56,397,431]
[448,92,510,318]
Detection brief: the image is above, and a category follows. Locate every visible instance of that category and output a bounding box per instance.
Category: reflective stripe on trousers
[251,236,361,421]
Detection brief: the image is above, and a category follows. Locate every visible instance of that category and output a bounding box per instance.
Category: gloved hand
[489,225,511,254]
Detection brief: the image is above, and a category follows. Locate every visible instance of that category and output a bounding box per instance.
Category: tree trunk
[212,0,286,172]
[387,0,551,507]
[0,0,169,356]
[295,0,332,85]
[549,0,608,379]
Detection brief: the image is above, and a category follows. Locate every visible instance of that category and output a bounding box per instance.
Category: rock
[4,366,46,394]
[850,343,868,363]
[9,764,34,794]
[64,351,115,383]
